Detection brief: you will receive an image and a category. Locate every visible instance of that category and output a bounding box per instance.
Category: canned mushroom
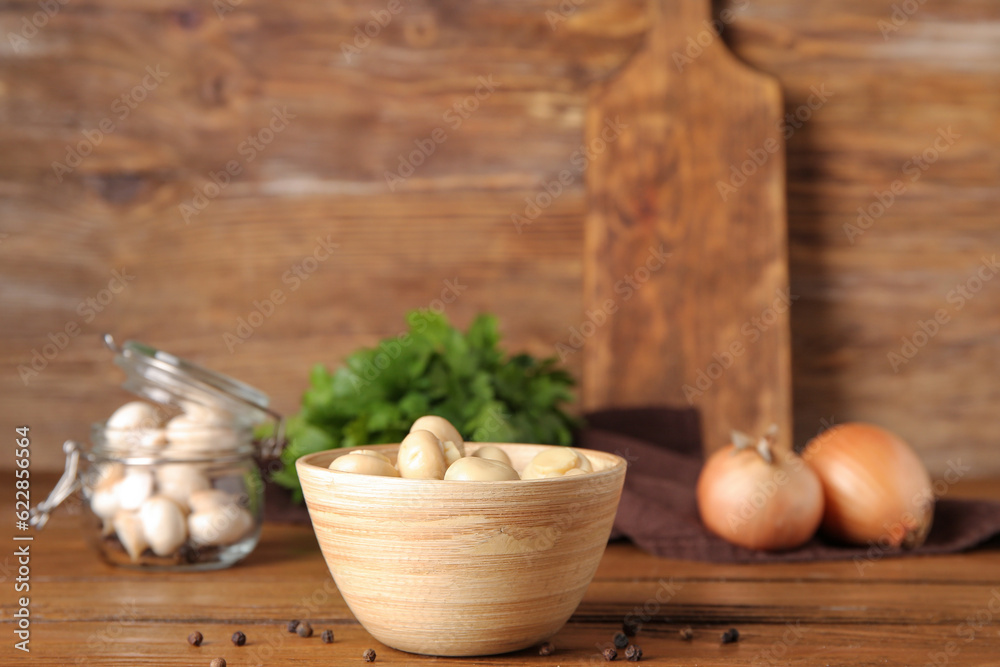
[84,403,264,570]
[31,335,281,571]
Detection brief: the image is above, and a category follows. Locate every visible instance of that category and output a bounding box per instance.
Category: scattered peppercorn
[321,629,334,644]
[231,631,246,646]
[210,659,226,667]
[297,621,313,638]
[622,619,641,637]
[721,628,740,644]
[173,8,202,30]
[625,644,643,662]
[603,647,618,661]
[679,626,694,641]
[287,620,300,633]
[613,632,629,649]
[363,648,377,662]
[539,641,555,656]
[188,631,203,647]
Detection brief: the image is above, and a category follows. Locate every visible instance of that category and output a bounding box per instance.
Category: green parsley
[264,310,579,500]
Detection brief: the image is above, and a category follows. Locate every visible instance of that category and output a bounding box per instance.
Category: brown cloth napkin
[580,407,1000,563]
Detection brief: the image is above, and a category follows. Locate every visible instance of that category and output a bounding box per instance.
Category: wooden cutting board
[582,0,792,454]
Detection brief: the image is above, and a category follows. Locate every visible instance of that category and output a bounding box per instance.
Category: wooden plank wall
[1,0,997,476]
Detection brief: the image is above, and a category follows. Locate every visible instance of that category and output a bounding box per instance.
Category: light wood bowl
[297,443,626,656]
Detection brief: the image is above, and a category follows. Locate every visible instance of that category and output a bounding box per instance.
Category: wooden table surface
[3,476,999,666]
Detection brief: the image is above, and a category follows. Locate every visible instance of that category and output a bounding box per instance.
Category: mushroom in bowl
[296,442,626,656]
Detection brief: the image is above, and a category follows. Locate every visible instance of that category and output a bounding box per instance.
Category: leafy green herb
[263,310,579,500]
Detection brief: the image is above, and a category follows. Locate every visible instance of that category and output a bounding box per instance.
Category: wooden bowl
[297,443,626,656]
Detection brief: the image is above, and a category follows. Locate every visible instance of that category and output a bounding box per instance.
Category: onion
[803,423,933,549]
[697,428,824,551]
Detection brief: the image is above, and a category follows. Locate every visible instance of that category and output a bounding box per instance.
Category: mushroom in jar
[91,486,119,519]
[179,401,232,425]
[89,464,125,528]
[139,496,188,557]
[105,401,167,451]
[115,469,154,511]
[155,465,211,511]
[188,496,254,547]
[112,510,148,562]
[165,415,238,453]
[107,401,162,430]
[188,489,240,514]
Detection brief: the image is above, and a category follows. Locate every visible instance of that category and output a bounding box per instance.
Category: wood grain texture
[723,0,1000,461]
[3,472,999,666]
[1,0,998,475]
[10,620,1000,667]
[583,0,790,453]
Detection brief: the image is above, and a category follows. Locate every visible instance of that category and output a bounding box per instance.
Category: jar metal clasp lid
[31,334,285,529]
[29,440,82,530]
[102,333,285,457]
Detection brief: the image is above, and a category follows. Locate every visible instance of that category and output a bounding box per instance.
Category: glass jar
[33,334,282,571]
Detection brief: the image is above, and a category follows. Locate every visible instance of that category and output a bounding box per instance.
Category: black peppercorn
[287,619,300,633]
[622,619,641,637]
[297,621,313,638]
[188,631,203,647]
[613,632,629,649]
[210,659,226,667]
[363,647,377,662]
[721,628,740,644]
[538,641,555,656]
[679,626,694,641]
[321,629,334,644]
[625,644,643,662]
[173,9,202,30]
[603,647,618,661]
[231,631,246,646]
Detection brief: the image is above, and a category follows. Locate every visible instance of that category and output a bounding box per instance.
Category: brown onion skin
[803,423,933,549]
[697,444,824,551]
